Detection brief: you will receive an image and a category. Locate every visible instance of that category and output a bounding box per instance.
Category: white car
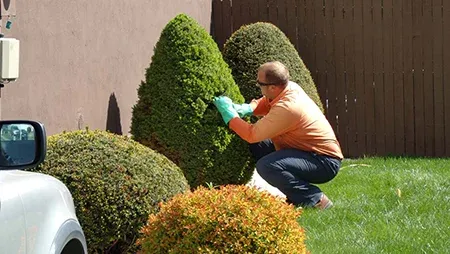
[0,120,87,254]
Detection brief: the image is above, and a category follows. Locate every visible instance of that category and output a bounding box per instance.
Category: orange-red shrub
[137,185,308,254]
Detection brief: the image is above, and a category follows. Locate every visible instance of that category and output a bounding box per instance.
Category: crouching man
[213,61,343,210]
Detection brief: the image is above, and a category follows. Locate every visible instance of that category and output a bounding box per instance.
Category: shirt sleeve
[229,104,296,143]
[250,97,270,116]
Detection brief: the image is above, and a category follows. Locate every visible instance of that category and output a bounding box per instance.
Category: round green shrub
[137,185,308,253]
[131,14,254,188]
[32,129,189,253]
[222,22,324,111]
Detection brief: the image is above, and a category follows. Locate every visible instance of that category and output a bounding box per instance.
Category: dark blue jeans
[250,139,341,207]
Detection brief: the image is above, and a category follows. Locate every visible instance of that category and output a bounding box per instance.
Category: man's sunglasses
[256,80,279,87]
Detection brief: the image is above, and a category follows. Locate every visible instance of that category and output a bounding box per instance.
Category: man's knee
[255,156,273,178]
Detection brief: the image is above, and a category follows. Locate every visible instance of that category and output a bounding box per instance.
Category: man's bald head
[257,61,290,86]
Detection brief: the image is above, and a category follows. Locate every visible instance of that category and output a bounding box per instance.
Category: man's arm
[249,97,270,116]
[233,97,268,118]
[228,105,295,143]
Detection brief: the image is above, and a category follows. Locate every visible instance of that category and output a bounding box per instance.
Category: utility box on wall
[0,38,19,80]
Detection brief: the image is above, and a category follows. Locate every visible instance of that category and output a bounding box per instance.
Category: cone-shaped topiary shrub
[32,129,189,253]
[222,22,324,111]
[137,185,308,253]
[131,14,254,188]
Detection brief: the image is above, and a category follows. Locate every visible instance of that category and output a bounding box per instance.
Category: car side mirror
[0,120,46,170]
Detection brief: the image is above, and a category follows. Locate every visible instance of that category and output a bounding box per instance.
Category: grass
[298,157,450,254]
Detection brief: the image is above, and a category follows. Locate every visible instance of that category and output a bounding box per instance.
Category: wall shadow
[106,93,122,135]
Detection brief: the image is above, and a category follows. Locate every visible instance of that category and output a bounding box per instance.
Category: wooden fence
[211,0,450,158]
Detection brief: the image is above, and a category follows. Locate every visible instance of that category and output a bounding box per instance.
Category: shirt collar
[268,82,290,106]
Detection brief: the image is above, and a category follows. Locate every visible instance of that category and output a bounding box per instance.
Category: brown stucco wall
[0,0,212,136]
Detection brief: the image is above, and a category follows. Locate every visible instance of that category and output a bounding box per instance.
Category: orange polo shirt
[229,81,343,160]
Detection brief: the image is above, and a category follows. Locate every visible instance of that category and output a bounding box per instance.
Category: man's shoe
[314,194,333,210]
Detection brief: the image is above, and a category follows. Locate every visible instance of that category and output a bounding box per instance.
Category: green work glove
[212,96,239,125]
[232,103,253,118]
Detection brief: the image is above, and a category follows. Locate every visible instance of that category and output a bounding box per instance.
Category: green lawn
[299,157,450,254]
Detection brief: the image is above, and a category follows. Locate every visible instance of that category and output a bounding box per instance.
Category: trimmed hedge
[131,14,254,188]
[137,185,308,253]
[222,22,324,111]
[33,130,189,253]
